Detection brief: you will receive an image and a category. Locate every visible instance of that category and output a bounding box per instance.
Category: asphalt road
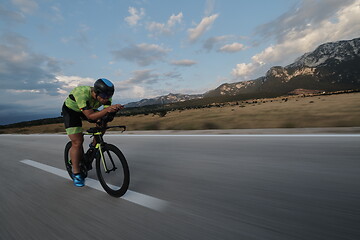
[0,134,359,240]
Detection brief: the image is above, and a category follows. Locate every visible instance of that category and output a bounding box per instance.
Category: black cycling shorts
[62,103,86,134]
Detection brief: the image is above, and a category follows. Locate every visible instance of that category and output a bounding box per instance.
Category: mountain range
[125,93,203,108]
[125,37,360,108]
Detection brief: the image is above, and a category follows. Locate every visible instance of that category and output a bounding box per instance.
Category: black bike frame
[83,125,126,173]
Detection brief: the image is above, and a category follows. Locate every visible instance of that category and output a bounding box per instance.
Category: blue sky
[1,0,359,125]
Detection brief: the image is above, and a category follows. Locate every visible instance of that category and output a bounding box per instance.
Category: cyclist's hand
[106,104,123,113]
[114,104,124,111]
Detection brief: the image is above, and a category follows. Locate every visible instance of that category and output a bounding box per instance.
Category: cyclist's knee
[71,139,83,148]
[69,134,84,148]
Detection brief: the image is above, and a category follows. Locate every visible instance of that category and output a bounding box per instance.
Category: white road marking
[5,133,360,137]
[20,159,169,212]
[112,134,360,137]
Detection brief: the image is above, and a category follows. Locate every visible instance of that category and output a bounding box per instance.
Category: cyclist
[62,78,123,187]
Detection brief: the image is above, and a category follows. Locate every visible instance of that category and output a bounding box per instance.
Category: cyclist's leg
[62,103,84,174]
[68,133,84,174]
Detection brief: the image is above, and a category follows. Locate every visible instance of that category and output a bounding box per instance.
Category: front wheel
[96,144,130,197]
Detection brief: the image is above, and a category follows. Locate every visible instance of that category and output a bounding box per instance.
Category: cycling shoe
[72,173,85,187]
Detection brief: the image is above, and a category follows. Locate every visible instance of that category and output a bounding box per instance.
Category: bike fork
[97,144,117,173]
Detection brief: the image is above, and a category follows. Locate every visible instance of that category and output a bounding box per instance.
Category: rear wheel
[64,141,87,179]
[96,144,130,197]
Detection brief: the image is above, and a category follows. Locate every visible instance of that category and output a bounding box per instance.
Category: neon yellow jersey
[64,86,112,112]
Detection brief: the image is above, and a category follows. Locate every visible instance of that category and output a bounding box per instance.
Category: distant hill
[125,37,360,107]
[205,37,360,98]
[124,93,203,108]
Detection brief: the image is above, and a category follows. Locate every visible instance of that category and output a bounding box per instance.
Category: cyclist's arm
[82,104,123,121]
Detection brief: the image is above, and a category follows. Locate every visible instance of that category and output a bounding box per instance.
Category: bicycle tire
[96,143,130,197]
[64,141,88,179]
[64,141,74,179]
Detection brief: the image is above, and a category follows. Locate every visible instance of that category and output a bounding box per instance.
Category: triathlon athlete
[62,78,123,187]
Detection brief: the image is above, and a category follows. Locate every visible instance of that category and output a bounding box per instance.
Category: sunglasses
[99,93,112,99]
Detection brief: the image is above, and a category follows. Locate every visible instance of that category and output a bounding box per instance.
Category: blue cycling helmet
[94,78,114,99]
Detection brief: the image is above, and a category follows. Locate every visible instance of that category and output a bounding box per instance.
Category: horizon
[1,0,360,125]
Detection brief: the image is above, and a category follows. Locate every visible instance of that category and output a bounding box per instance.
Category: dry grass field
[2,92,360,134]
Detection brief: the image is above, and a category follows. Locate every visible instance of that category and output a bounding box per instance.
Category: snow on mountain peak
[290,37,360,68]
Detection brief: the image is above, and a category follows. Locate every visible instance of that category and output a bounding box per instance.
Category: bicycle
[64,114,130,197]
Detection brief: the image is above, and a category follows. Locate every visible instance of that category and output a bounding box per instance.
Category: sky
[1,0,360,125]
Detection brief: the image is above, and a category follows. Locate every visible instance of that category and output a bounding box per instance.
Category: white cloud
[56,75,95,92]
[203,35,232,51]
[171,59,197,66]
[232,0,360,80]
[256,0,357,42]
[112,43,171,66]
[116,84,150,100]
[7,89,41,93]
[124,69,160,85]
[231,63,260,80]
[188,14,219,43]
[0,32,62,95]
[132,85,146,97]
[117,69,182,100]
[118,83,196,101]
[147,12,183,36]
[123,68,181,86]
[168,12,183,26]
[116,69,163,101]
[125,7,145,26]
[139,43,171,52]
[219,42,245,53]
